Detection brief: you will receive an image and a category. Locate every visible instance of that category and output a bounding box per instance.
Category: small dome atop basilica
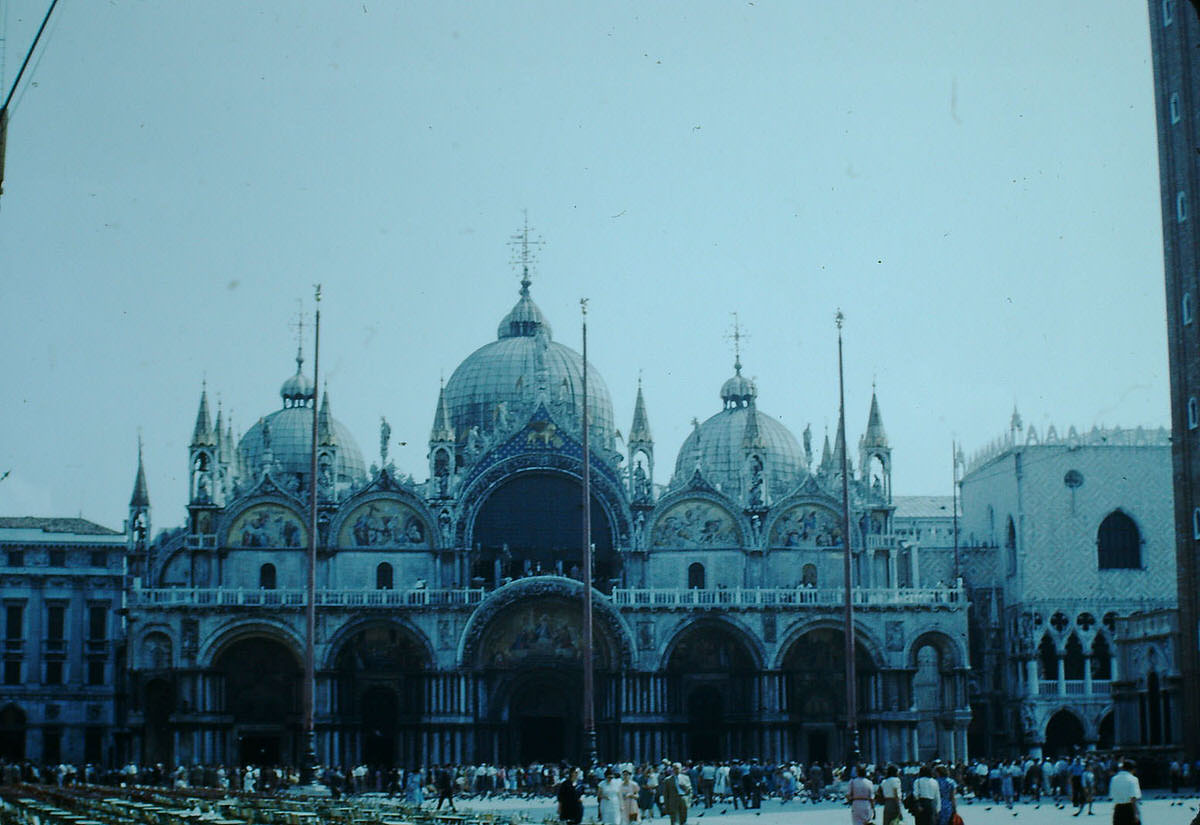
[238,360,367,491]
[443,277,616,450]
[674,359,806,498]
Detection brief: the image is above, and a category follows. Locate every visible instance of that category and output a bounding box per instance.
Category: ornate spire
[742,397,764,451]
[720,313,756,408]
[431,378,455,443]
[863,388,888,448]
[318,385,336,446]
[130,434,150,508]
[818,427,834,474]
[498,214,552,339]
[191,383,216,447]
[629,376,652,445]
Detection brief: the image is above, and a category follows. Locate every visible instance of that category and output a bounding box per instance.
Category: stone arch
[457,576,635,670]
[649,491,746,550]
[776,622,882,730]
[137,629,174,671]
[322,617,434,671]
[773,617,887,671]
[660,616,765,672]
[1043,707,1087,756]
[329,490,441,551]
[198,618,304,669]
[906,629,966,671]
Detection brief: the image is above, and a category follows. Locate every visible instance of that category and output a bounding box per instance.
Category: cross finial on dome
[290,299,306,374]
[508,210,544,296]
[726,312,748,374]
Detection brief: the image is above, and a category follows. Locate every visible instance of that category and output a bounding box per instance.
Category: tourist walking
[599,767,622,825]
[879,764,904,825]
[1108,761,1141,825]
[845,765,876,825]
[620,769,641,825]
[661,763,693,825]
[912,765,941,825]
[935,765,956,825]
[558,768,584,825]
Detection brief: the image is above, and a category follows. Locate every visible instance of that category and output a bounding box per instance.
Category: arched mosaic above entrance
[769,504,843,548]
[652,500,739,548]
[227,504,306,549]
[337,499,432,549]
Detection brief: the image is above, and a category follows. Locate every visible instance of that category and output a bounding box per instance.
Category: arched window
[1178,190,1188,223]
[1038,634,1058,681]
[1190,397,1199,430]
[1091,633,1112,680]
[1185,292,1195,325]
[1064,634,1085,680]
[1098,511,1141,569]
[1171,92,1182,124]
[1164,0,1175,26]
[1005,516,1017,575]
[259,563,276,590]
[1193,506,1200,540]
[801,563,818,587]
[376,562,394,591]
[687,562,705,590]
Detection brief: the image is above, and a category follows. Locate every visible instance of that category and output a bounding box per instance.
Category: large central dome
[443,280,615,450]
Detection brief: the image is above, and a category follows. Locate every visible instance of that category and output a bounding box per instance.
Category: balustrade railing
[611,586,963,609]
[128,587,485,609]
[1035,679,1111,697]
[128,584,962,611]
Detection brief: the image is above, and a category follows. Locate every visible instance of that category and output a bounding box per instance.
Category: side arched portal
[664,620,759,759]
[214,637,302,765]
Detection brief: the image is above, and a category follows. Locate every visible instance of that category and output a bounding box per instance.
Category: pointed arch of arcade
[646,488,750,550]
[326,486,443,551]
[1042,706,1088,756]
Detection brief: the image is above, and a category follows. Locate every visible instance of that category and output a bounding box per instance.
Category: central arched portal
[472,592,621,763]
[472,472,620,588]
[665,621,759,759]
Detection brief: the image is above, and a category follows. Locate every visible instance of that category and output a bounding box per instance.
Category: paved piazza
[441,794,1200,825]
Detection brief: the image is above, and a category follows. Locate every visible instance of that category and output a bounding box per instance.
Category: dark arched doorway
[334,624,429,768]
[0,704,26,762]
[472,473,619,589]
[666,622,758,758]
[143,679,174,765]
[781,628,878,765]
[215,637,301,765]
[1097,713,1114,750]
[1044,709,1085,757]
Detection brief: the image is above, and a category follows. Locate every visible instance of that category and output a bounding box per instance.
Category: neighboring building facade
[1147,0,1200,758]
[0,517,128,767]
[120,277,971,769]
[957,419,1176,758]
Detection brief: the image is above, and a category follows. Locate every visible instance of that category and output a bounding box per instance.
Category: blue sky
[0,1,1168,530]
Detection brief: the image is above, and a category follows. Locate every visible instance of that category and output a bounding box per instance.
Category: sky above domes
[0,1,1168,529]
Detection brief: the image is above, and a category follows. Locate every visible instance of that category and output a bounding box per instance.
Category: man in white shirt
[1108,761,1141,825]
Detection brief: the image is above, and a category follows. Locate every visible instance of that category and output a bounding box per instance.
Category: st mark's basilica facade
[123,276,971,770]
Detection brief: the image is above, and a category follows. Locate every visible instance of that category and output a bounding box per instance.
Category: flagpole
[580,298,598,768]
[303,284,321,784]
[836,309,860,767]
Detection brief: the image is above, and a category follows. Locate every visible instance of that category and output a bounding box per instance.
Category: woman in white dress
[598,767,622,825]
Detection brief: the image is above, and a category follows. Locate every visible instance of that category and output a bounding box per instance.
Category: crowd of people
[1,752,1197,825]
